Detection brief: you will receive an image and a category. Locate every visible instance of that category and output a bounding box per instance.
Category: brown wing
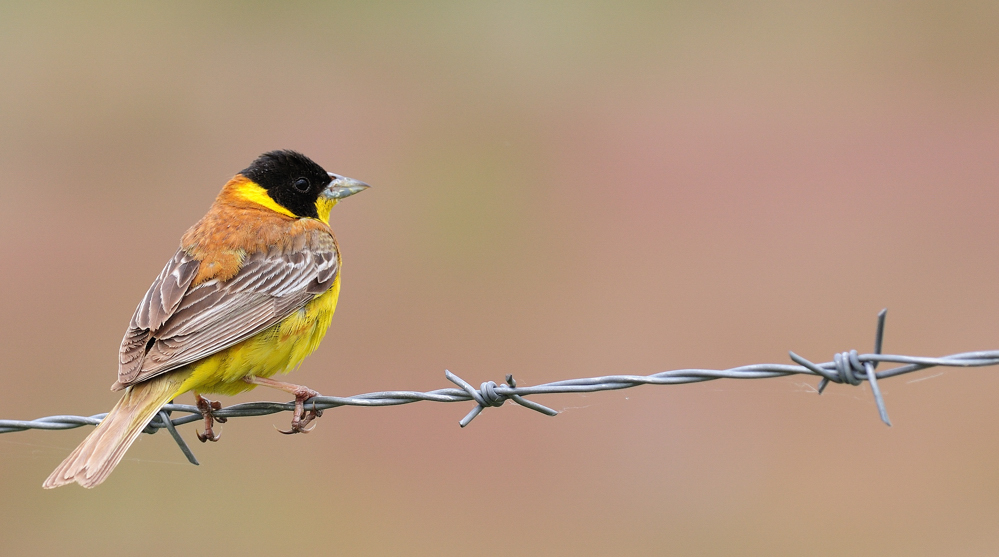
[115,246,338,390]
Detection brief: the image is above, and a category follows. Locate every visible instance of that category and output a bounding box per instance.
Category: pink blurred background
[2,2,999,555]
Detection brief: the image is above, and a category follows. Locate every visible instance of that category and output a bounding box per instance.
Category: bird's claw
[196,428,221,443]
[277,388,323,434]
[195,395,225,443]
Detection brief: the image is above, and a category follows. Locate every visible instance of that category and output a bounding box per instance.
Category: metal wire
[3,309,998,464]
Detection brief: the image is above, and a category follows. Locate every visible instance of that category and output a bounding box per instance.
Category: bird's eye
[293,178,310,193]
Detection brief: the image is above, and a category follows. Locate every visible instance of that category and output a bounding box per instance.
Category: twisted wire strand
[3,310,996,464]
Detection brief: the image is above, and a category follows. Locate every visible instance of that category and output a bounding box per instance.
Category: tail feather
[43,371,191,489]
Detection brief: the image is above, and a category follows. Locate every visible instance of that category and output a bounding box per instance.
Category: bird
[43,150,369,489]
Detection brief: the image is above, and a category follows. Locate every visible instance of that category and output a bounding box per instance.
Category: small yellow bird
[44,150,368,488]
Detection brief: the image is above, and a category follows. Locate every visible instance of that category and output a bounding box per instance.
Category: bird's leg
[194,392,226,442]
[243,376,323,434]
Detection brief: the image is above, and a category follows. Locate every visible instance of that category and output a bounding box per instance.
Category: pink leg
[243,376,323,434]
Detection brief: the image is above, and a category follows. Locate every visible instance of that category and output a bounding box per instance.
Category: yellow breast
[175,274,341,396]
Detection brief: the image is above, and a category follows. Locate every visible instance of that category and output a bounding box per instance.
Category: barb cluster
[4,310,999,465]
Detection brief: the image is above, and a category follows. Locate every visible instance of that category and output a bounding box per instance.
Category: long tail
[43,370,191,489]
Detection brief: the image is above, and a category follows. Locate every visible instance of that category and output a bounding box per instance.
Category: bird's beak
[322,173,370,200]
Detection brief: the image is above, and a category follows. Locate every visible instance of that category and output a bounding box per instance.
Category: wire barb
[788,309,892,426]
[445,370,558,427]
[868,309,891,426]
[156,409,199,465]
[5,309,999,463]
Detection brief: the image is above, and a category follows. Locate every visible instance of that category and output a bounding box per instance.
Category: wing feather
[116,243,338,389]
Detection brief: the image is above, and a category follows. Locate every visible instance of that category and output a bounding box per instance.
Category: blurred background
[2,1,999,555]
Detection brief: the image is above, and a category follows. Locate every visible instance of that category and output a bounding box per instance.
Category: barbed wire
[3,310,998,466]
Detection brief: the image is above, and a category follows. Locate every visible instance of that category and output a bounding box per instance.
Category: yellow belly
[174,275,341,397]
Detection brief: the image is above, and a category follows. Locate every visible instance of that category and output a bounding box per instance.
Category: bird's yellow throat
[233,181,337,225]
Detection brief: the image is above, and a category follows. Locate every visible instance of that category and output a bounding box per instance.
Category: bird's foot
[241,376,324,435]
[195,393,226,442]
[277,386,323,435]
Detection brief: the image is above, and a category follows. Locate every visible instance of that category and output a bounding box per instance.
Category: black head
[240,150,333,219]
